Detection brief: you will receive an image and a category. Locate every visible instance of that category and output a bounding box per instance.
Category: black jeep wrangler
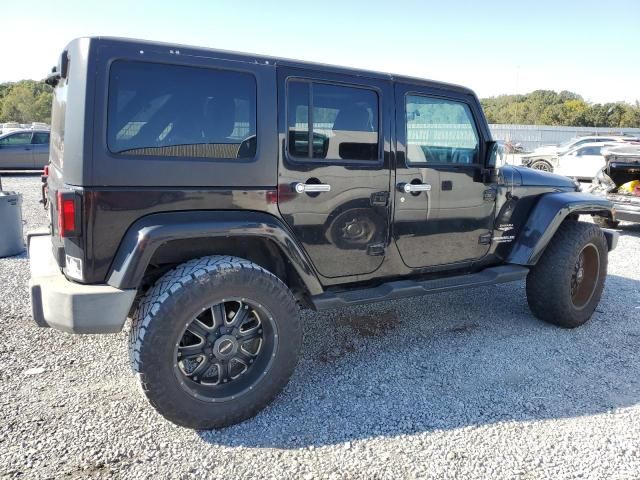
[29,37,618,429]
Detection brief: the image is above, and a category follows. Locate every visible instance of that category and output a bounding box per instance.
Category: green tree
[481,90,640,128]
[0,80,53,123]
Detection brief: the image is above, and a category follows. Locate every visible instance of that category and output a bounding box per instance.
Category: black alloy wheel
[174,298,277,402]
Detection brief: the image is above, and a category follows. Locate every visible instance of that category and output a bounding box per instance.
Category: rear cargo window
[107,61,257,159]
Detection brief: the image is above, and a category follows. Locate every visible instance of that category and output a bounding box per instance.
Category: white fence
[489,124,640,151]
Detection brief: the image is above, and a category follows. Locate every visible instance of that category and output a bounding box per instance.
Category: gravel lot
[1,174,640,479]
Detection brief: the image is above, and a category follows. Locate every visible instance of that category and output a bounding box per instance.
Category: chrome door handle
[399,182,431,193]
[294,182,331,193]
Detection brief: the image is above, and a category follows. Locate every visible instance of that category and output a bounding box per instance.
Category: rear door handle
[398,182,431,193]
[293,182,331,193]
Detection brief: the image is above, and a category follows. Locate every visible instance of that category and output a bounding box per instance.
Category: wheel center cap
[576,268,584,284]
[213,335,238,359]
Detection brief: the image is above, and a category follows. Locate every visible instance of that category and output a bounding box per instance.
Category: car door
[577,146,606,178]
[393,84,496,269]
[31,131,50,168]
[0,131,34,168]
[277,67,392,279]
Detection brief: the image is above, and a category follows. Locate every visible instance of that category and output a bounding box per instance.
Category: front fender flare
[507,191,614,265]
[106,211,323,295]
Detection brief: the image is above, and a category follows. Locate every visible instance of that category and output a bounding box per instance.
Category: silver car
[0,129,50,169]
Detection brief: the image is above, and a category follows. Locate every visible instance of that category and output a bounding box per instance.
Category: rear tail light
[56,191,81,237]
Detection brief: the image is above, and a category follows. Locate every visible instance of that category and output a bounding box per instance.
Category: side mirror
[485,141,504,168]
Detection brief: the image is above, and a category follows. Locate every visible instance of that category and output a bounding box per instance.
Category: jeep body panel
[507,191,616,265]
[107,210,324,295]
[392,81,496,269]
[276,66,393,279]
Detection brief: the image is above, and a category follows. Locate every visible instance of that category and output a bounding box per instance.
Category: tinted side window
[580,146,601,156]
[0,132,31,145]
[405,95,479,165]
[108,61,257,159]
[287,80,379,162]
[32,132,50,144]
[0,132,32,145]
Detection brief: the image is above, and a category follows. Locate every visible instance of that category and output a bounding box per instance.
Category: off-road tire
[526,220,608,328]
[129,255,302,429]
[593,216,620,229]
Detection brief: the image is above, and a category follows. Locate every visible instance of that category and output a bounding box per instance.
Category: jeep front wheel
[129,255,302,429]
[525,221,608,328]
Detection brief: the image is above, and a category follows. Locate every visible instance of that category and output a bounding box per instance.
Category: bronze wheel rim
[570,243,600,309]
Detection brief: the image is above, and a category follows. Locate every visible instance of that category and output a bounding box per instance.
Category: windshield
[558,138,577,149]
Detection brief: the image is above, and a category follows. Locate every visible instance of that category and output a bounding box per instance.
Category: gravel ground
[1,174,640,479]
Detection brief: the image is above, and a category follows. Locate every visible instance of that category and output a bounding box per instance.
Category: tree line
[1,80,638,129]
[481,90,640,128]
[0,80,53,124]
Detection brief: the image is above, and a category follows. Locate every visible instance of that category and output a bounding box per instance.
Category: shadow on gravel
[616,222,640,238]
[198,274,640,449]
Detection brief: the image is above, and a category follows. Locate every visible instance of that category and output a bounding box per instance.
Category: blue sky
[3,0,638,103]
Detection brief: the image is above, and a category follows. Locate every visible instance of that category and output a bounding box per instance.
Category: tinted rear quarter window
[107,61,257,159]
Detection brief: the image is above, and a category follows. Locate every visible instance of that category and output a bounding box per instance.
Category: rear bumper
[28,233,136,334]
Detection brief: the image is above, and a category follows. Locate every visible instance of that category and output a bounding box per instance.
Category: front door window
[405,95,479,165]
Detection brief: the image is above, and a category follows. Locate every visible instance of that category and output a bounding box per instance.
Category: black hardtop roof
[72,36,476,97]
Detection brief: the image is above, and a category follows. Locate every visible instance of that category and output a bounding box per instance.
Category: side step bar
[311,265,529,311]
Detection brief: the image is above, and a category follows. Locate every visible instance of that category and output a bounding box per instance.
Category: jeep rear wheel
[525,221,608,328]
[129,255,302,429]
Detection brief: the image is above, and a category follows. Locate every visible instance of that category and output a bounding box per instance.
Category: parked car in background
[590,144,640,227]
[0,122,23,135]
[0,129,50,169]
[554,142,621,180]
[521,135,636,172]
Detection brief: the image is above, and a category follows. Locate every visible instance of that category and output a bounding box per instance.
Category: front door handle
[294,182,331,194]
[398,182,431,193]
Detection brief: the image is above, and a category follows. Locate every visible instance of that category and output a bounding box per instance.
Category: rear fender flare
[106,211,323,295]
[507,192,615,265]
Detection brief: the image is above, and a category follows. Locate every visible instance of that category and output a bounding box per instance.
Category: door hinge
[483,188,497,202]
[370,191,389,207]
[478,233,492,245]
[367,243,386,256]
